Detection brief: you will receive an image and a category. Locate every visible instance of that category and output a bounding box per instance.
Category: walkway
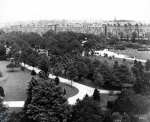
[95,49,146,63]
[3,49,147,107]
[3,63,113,107]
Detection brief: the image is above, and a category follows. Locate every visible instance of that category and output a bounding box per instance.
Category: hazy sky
[0,0,150,23]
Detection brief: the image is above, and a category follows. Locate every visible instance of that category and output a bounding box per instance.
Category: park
[0,30,150,121]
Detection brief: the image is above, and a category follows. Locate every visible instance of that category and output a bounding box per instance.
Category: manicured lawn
[0,61,78,112]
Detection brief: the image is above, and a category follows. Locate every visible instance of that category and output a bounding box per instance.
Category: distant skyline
[0,0,150,23]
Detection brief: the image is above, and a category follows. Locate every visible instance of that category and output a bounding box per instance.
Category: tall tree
[0,97,9,122]
[75,61,89,79]
[67,66,78,87]
[93,88,100,102]
[38,57,49,78]
[27,51,39,70]
[26,78,72,122]
[71,94,104,122]
[145,59,150,71]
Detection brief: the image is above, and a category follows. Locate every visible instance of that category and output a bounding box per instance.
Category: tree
[113,61,118,69]
[23,77,38,112]
[0,86,4,97]
[0,44,6,56]
[122,112,130,122]
[26,78,72,122]
[93,88,100,102]
[20,51,28,67]
[38,57,49,78]
[0,44,6,60]
[131,31,137,42]
[75,61,89,79]
[20,48,33,67]
[145,59,150,71]
[10,42,20,56]
[13,52,20,64]
[93,71,105,86]
[42,29,55,38]
[55,76,60,85]
[67,66,78,87]
[0,97,9,122]
[112,64,132,88]
[134,76,144,94]
[27,52,39,70]
[6,62,18,72]
[71,94,104,122]
[45,37,58,50]
[111,89,150,116]
[64,89,66,95]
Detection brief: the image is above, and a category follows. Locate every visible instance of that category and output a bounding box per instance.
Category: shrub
[31,70,36,76]
[0,86,5,97]
[55,76,60,85]
[109,56,112,60]
[21,67,25,71]
[93,88,100,102]
[64,89,66,95]
[0,70,2,77]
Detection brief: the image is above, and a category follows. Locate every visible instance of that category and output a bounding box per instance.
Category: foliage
[64,89,66,95]
[23,77,38,112]
[111,89,150,116]
[0,70,2,77]
[10,42,20,56]
[67,66,78,81]
[112,64,132,88]
[0,86,4,97]
[55,76,60,85]
[93,71,104,86]
[93,88,100,102]
[26,78,72,122]
[0,44,6,60]
[27,51,39,69]
[71,94,103,122]
[122,112,130,122]
[31,70,36,76]
[75,61,89,79]
[0,97,10,122]
[21,66,25,71]
[145,59,150,71]
[38,57,49,76]
[6,62,18,72]
[0,44,6,56]
[14,52,20,63]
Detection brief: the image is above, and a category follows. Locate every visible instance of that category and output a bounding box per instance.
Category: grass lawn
[0,61,78,112]
[109,48,150,60]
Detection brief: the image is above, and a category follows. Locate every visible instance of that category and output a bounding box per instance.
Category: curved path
[3,63,113,107]
[4,49,147,107]
[21,63,111,105]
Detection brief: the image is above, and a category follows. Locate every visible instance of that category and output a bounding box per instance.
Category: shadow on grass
[7,70,21,73]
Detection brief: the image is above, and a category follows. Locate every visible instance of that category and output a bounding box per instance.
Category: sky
[0,0,150,23]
